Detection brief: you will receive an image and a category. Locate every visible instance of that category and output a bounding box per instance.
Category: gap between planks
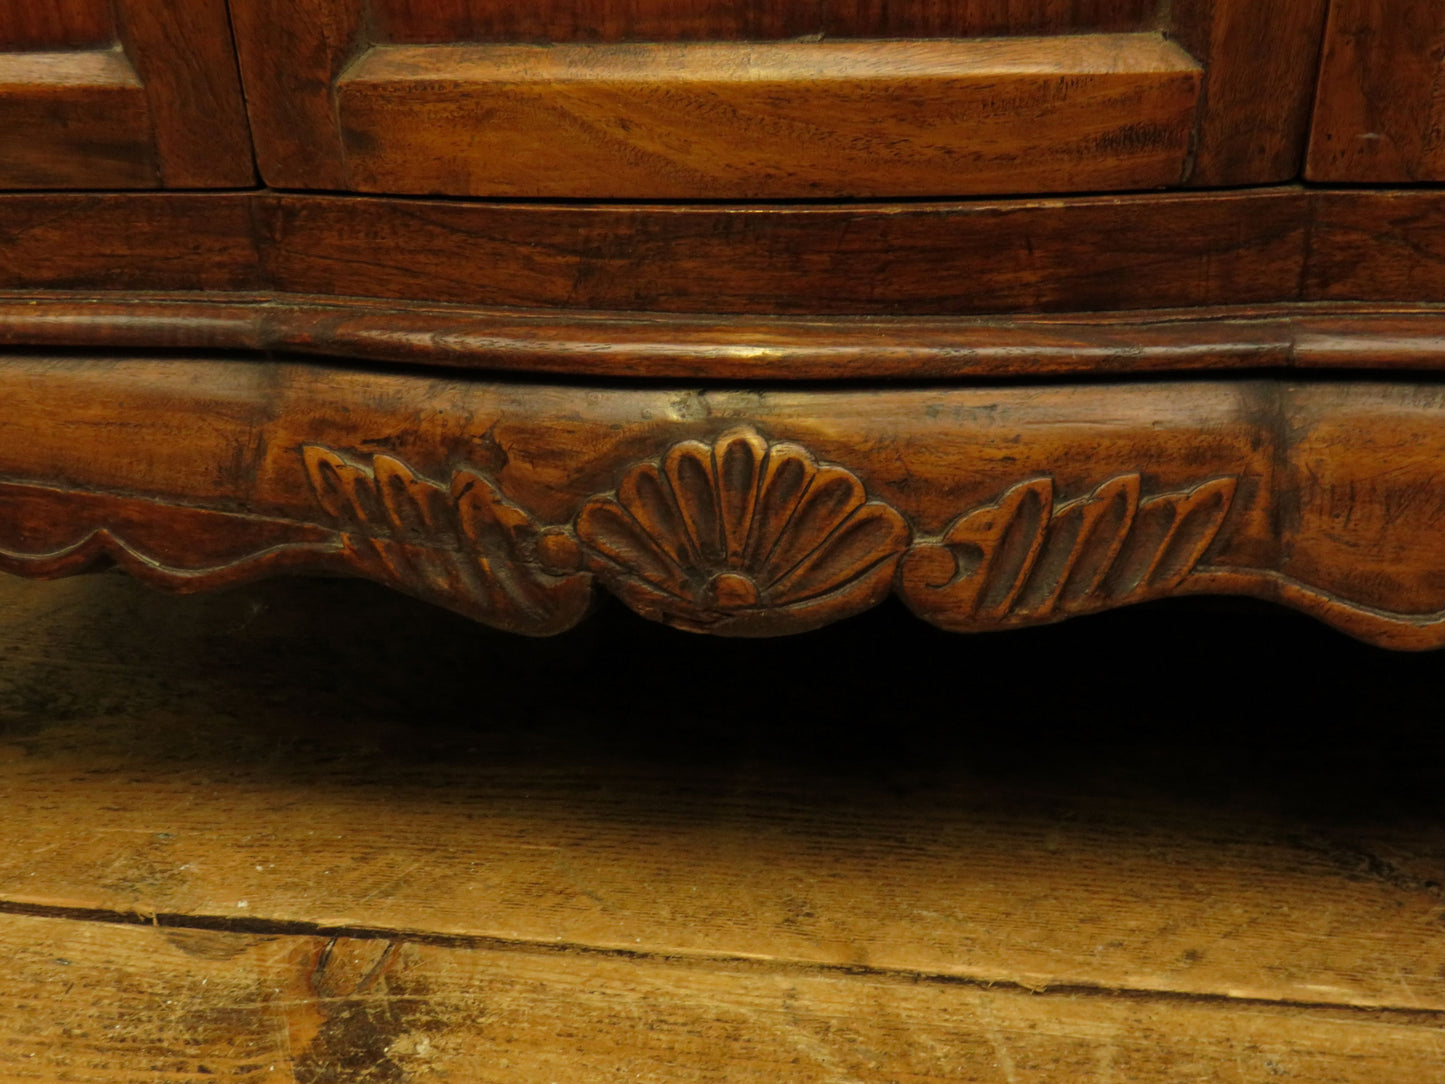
[4,895,1442,1026]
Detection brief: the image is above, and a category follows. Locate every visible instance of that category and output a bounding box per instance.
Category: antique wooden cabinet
[3,0,1445,647]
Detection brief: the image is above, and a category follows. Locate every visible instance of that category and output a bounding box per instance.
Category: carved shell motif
[575,428,911,636]
[899,473,1238,630]
[302,446,592,636]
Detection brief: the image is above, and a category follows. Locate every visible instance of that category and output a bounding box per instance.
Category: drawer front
[231,0,1328,197]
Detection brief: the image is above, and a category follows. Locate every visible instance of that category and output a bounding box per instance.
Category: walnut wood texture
[0,0,113,49]
[112,0,256,187]
[336,35,1201,198]
[230,0,1327,194]
[1307,0,1445,183]
[370,0,1158,42]
[0,49,155,188]
[6,189,1445,378]
[2,357,1445,647]
[0,0,253,188]
[10,296,1445,381]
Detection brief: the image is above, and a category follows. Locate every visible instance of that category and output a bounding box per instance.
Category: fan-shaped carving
[575,428,911,635]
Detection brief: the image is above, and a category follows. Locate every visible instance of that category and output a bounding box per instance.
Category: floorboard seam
[3,895,1443,1023]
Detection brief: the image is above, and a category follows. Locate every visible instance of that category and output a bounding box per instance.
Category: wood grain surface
[336,35,1201,198]
[9,295,1445,381]
[369,0,1157,43]
[1307,0,1445,182]
[0,2,252,189]
[114,0,255,187]
[228,0,1328,192]
[0,0,113,50]
[0,49,155,189]
[1,572,1444,1079]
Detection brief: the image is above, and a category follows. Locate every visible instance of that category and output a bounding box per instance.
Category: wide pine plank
[0,909,1441,1083]
[0,575,1443,1015]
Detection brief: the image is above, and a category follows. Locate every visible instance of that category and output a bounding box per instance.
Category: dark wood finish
[1173,0,1330,186]
[11,295,1445,381]
[230,0,1328,195]
[227,0,368,191]
[0,1,113,50]
[370,0,1158,43]
[6,188,1445,347]
[0,194,260,293]
[1305,191,1445,305]
[1307,0,1445,183]
[260,188,1311,314]
[0,0,253,189]
[2,356,1445,647]
[113,0,256,187]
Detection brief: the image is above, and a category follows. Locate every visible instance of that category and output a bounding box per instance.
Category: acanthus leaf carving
[574,428,912,636]
[898,473,1239,631]
[301,445,592,636]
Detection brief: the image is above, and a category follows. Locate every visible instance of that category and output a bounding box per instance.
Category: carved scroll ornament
[291,428,1237,637]
[0,428,1249,638]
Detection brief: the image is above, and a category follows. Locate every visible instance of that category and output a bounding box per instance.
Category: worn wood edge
[4,294,1445,378]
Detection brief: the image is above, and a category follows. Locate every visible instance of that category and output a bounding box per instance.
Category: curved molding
[4,293,1445,380]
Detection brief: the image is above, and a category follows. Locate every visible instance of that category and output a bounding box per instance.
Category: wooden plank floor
[1,572,1444,1081]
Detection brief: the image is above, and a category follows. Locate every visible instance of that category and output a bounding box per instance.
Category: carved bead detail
[575,428,911,636]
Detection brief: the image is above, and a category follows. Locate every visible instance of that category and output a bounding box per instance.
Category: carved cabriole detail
[899,474,1239,631]
[574,429,912,636]
[301,446,593,636]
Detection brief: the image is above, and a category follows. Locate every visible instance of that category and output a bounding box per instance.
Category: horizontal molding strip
[2,294,1445,379]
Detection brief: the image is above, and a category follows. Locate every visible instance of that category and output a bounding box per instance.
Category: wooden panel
[0,0,252,188]
[232,0,1329,192]
[12,189,1445,323]
[1304,191,1445,304]
[114,0,255,186]
[372,0,1156,43]
[0,909,1441,1083]
[229,0,366,190]
[0,194,260,293]
[0,0,114,49]
[262,188,1309,314]
[0,49,155,188]
[1173,0,1329,185]
[335,35,1200,199]
[1307,0,1445,182]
